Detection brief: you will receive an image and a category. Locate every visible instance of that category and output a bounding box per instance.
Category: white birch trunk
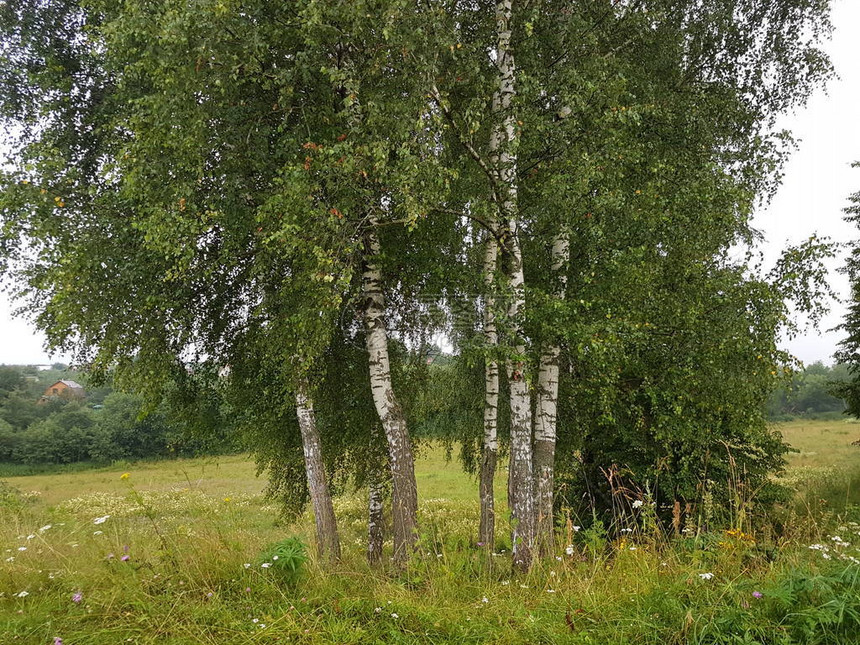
[491,0,534,573]
[479,233,500,549]
[367,480,384,565]
[534,232,570,556]
[295,382,340,562]
[362,218,419,564]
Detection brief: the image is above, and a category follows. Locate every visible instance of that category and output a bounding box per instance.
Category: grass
[1,423,859,644]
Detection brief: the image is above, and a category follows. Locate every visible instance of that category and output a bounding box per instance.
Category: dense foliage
[0,0,839,566]
[0,365,236,467]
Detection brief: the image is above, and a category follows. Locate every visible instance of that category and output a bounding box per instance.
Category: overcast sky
[1,1,859,366]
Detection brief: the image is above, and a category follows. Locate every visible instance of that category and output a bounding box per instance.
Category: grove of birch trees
[0,0,836,570]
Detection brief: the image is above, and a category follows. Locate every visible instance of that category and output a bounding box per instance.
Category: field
[2,421,860,644]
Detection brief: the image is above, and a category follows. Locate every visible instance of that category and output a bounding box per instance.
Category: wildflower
[26,534,35,540]
[245,587,251,593]
[206,592,213,598]
[555,556,562,561]
[39,525,52,532]
[565,544,575,556]
[16,590,29,597]
[546,589,556,593]
[752,591,763,599]
[93,515,110,525]
[106,553,115,560]
[698,573,714,580]
[120,473,130,480]
[17,547,26,551]
[223,497,231,502]
[252,619,259,624]
[621,528,633,533]
[243,563,251,569]
[261,562,271,568]
[72,592,83,603]
[272,555,279,561]
[632,500,644,509]
[391,613,399,619]
[54,638,63,645]
[477,542,484,547]
[121,555,130,562]
[374,607,382,613]
[501,581,510,586]
[573,526,581,532]
[93,531,103,536]
[5,557,13,562]
[481,597,489,604]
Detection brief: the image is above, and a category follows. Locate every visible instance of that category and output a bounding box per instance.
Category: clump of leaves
[259,536,309,585]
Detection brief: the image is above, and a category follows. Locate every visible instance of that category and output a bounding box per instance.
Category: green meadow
[2,420,860,644]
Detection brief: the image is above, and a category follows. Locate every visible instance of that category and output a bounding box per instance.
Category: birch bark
[362,219,419,564]
[492,0,534,572]
[295,382,341,562]
[367,481,384,565]
[534,232,570,556]
[479,233,499,549]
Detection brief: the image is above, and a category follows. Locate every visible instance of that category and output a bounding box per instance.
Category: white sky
[1,1,859,366]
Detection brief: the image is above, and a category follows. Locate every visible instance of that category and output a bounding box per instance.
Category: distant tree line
[0,365,236,466]
[765,362,849,421]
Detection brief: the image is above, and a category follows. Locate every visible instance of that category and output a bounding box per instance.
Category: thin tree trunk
[505,238,534,573]
[479,234,500,549]
[295,383,340,562]
[490,0,534,573]
[534,232,570,556]
[367,480,384,565]
[362,219,419,564]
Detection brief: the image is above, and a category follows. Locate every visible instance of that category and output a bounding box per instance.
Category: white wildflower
[93,515,110,525]
[39,525,52,532]
[261,562,271,568]
[632,500,644,509]
[17,547,26,552]
[272,555,279,561]
[481,597,488,604]
[16,590,29,597]
[243,563,251,569]
[26,534,35,540]
[565,544,575,556]
[391,613,399,619]
[698,572,714,580]
[93,531,103,536]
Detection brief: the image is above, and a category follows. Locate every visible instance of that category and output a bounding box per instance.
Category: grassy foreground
[1,422,860,644]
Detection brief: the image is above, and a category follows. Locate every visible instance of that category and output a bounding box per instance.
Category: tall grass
[1,428,860,644]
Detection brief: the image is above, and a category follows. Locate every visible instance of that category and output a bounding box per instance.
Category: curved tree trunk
[362,220,419,564]
[534,232,570,556]
[295,383,340,562]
